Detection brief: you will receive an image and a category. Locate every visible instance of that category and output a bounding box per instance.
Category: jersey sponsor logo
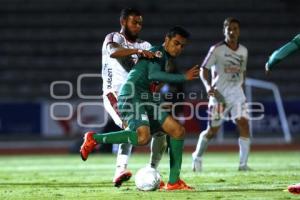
[107,68,112,89]
[155,51,163,58]
[224,66,241,73]
[224,53,244,66]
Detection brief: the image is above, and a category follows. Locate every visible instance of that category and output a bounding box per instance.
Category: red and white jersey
[101,32,151,95]
[202,41,248,103]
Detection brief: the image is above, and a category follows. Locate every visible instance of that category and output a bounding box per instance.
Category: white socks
[193,131,209,159]
[238,137,251,167]
[193,132,251,169]
[114,143,132,177]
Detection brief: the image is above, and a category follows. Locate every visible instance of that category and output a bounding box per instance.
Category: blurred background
[0,0,299,154]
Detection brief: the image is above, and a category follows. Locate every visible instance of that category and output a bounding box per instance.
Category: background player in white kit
[101,8,167,187]
[192,17,251,171]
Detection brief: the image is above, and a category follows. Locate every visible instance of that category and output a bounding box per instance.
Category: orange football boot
[165,179,194,191]
[80,131,97,161]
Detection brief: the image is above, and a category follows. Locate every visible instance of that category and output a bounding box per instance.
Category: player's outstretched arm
[148,62,198,83]
[108,43,155,59]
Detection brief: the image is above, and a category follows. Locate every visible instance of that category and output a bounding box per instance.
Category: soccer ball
[135,166,161,191]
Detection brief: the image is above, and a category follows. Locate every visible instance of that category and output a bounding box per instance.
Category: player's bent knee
[137,126,151,145]
[206,126,219,139]
[173,126,185,139]
[237,118,249,129]
[138,135,151,145]
[205,131,215,139]
[137,133,151,145]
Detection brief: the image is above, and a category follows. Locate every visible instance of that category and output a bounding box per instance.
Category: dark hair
[166,26,190,39]
[223,17,240,28]
[120,8,142,20]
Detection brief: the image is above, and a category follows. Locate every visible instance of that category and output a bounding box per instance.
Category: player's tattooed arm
[148,62,198,83]
[107,42,138,58]
[107,42,155,59]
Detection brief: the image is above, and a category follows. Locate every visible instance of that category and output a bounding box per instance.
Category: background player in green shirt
[265,34,300,74]
[80,26,199,190]
[265,34,300,194]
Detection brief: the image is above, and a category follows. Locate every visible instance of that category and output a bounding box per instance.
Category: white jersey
[101,32,151,95]
[202,41,248,103]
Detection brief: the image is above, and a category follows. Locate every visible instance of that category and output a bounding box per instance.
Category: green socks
[93,130,183,183]
[92,130,138,146]
[168,137,184,184]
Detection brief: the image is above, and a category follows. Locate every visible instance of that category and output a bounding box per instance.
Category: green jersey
[267,34,300,69]
[120,45,186,96]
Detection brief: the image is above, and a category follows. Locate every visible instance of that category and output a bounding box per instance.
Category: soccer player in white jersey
[192,17,251,171]
[101,8,167,187]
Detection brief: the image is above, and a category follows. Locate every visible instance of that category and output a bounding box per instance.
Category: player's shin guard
[193,130,209,158]
[168,137,184,184]
[92,130,138,145]
[238,137,250,167]
[149,133,167,169]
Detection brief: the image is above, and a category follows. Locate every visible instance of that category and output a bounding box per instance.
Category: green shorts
[118,93,169,134]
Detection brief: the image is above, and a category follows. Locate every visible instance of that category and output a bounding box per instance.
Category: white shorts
[103,91,123,129]
[208,93,249,128]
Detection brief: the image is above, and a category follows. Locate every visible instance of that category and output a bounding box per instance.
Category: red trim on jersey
[106,92,121,117]
[149,81,160,93]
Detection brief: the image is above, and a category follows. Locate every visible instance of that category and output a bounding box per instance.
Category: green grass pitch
[0,152,299,200]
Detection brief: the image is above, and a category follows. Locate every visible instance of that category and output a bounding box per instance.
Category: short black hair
[120,8,142,20]
[166,26,190,39]
[223,17,240,28]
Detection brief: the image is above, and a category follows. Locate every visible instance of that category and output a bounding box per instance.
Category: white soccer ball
[135,166,161,191]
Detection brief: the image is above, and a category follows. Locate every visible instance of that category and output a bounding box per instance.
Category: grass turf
[0,152,299,200]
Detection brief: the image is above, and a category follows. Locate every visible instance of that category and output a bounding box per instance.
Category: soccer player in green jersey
[265,34,300,194]
[265,34,300,74]
[80,26,199,190]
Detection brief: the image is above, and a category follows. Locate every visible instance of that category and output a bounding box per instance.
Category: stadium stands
[1,0,300,100]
